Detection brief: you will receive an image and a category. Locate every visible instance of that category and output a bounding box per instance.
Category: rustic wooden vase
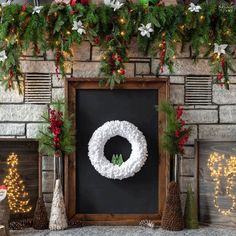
[161,154,184,231]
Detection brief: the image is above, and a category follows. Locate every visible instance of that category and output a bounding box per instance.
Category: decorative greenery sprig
[0,1,236,91]
[37,100,74,156]
[157,101,191,156]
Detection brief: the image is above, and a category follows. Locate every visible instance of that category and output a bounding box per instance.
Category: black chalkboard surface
[76,89,158,214]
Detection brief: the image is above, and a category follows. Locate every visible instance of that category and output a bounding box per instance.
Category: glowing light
[207,152,236,216]
[119,18,125,24]
[3,153,32,214]
[120,31,125,36]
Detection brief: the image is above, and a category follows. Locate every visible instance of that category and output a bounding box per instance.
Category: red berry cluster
[217,58,224,87]
[159,39,166,73]
[110,53,125,76]
[48,109,63,150]
[175,106,190,154]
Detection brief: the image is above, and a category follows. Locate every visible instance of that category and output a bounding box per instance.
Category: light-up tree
[3,153,32,214]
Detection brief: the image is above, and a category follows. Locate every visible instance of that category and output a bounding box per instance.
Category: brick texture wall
[1,37,236,213]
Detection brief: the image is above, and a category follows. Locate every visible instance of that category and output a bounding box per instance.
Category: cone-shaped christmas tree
[161,181,184,231]
[184,185,199,229]
[49,179,67,230]
[3,153,32,214]
[33,197,49,230]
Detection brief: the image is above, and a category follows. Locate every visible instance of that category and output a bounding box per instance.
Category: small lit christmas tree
[3,153,32,214]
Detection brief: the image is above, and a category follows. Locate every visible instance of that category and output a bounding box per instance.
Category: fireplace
[65,78,169,224]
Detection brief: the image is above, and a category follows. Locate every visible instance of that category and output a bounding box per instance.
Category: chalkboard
[76,89,158,214]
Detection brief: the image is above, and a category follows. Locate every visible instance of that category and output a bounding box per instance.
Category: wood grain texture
[195,140,236,227]
[65,78,169,225]
[0,139,39,219]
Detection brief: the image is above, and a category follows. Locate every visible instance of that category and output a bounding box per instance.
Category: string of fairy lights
[207,152,236,216]
[3,153,32,214]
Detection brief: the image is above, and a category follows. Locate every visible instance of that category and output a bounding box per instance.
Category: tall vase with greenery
[157,101,191,231]
[35,100,74,230]
[158,101,191,182]
[37,99,74,184]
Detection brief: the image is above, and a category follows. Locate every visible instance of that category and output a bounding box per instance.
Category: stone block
[52,75,65,87]
[92,46,103,61]
[152,59,211,75]
[26,123,46,138]
[0,124,25,136]
[180,193,187,212]
[124,63,135,77]
[183,146,194,158]
[45,203,52,216]
[73,62,100,78]
[45,50,55,60]
[175,43,191,58]
[42,155,54,171]
[0,86,24,103]
[180,158,195,176]
[182,109,218,124]
[127,37,146,58]
[213,84,236,104]
[52,88,64,100]
[220,105,236,123]
[165,0,177,5]
[0,105,47,122]
[170,76,185,84]
[194,105,218,109]
[20,61,57,73]
[170,85,184,105]
[135,63,150,75]
[43,193,53,203]
[186,125,197,145]
[179,176,195,193]
[71,42,91,61]
[42,171,54,193]
[199,125,236,139]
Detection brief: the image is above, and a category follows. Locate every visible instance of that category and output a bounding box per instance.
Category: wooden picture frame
[65,77,170,225]
[195,139,236,226]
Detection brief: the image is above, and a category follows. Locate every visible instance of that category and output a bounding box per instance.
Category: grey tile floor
[10,226,236,236]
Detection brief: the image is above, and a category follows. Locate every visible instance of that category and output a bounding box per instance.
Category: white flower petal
[146,23,152,29]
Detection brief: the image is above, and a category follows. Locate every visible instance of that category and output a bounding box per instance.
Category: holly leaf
[54,15,65,34]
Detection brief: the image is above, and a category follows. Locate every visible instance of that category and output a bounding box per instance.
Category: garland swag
[0,1,236,91]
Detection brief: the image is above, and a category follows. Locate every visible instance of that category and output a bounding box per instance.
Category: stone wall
[0,38,236,213]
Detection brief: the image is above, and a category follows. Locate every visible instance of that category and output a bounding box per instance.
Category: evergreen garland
[0,1,235,91]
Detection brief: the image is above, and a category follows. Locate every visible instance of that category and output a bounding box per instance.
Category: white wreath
[88,120,148,180]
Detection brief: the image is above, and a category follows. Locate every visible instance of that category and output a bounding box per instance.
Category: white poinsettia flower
[138,23,154,38]
[1,0,12,7]
[188,2,201,12]
[104,0,124,11]
[72,20,86,35]
[32,6,43,14]
[0,50,7,62]
[214,43,228,56]
[111,0,124,11]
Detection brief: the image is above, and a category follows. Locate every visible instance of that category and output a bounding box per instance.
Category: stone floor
[10,226,236,236]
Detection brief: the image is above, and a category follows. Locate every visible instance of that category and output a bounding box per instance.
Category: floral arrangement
[158,101,191,156]
[0,1,235,91]
[37,100,74,156]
